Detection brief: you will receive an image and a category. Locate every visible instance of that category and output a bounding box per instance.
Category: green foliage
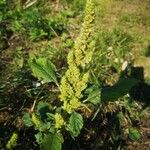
[123,95,142,121]
[85,85,101,105]
[67,112,84,137]
[41,133,64,150]
[69,0,86,14]
[37,101,51,120]
[16,8,66,41]
[0,0,67,47]
[0,0,6,6]
[29,57,58,85]
[93,27,133,76]
[128,128,141,141]
[35,132,44,145]
[22,112,33,127]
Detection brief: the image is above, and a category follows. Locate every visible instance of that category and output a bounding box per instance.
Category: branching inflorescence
[59,0,95,114]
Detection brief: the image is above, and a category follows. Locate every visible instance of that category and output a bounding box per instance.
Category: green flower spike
[59,0,95,113]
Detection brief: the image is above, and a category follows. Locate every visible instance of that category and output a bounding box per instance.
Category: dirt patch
[124,115,150,150]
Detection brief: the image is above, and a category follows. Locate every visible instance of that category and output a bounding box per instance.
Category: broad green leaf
[37,102,51,120]
[40,133,64,150]
[86,86,101,105]
[29,57,58,84]
[101,78,139,102]
[22,112,33,127]
[67,112,83,137]
[128,128,141,141]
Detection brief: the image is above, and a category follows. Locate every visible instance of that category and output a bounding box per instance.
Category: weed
[0,0,149,149]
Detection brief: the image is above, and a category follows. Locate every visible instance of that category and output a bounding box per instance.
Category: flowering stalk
[54,113,65,129]
[32,113,43,131]
[59,0,95,113]
[6,132,18,150]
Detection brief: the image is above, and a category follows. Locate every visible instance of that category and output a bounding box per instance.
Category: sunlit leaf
[29,57,58,85]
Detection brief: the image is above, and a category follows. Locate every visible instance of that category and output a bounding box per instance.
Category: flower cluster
[59,0,95,113]
[6,132,18,150]
[32,113,43,130]
[54,113,65,129]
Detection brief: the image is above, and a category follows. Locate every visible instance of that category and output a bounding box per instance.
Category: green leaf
[47,113,55,121]
[37,102,51,120]
[29,57,58,84]
[35,132,43,144]
[22,112,33,127]
[40,133,64,150]
[67,112,83,137]
[128,128,141,141]
[101,78,139,102]
[85,86,101,105]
